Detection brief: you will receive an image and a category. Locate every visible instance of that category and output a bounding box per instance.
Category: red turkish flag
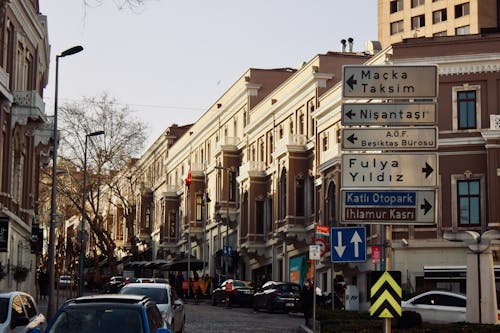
[185,165,192,187]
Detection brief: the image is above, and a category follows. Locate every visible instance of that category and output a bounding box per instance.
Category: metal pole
[47,45,83,319]
[79,130,104,297]
[78,135,89,297]
[47,54,60,320]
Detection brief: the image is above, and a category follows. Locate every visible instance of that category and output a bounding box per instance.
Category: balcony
[239,161,266,180]
[216,136,239,154]
[12,90,46,127]
[273,134,309,158]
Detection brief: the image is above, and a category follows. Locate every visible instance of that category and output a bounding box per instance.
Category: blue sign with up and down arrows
[330,227,366,263]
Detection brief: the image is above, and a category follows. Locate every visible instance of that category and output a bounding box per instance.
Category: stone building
[0,0,50,295]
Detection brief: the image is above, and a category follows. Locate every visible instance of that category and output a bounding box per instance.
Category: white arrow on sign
[351,231,363,257]
[334,231,346,258]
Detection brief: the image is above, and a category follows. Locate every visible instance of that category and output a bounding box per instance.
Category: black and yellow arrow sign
[370,271,402,318]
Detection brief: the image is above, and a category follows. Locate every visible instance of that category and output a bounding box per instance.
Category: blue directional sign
[331,227,366,263]
[223,245,233,257]
[341,189,436,224]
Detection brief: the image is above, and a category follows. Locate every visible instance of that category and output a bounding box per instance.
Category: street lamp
[47,45,83,319]
[79,130,105,296]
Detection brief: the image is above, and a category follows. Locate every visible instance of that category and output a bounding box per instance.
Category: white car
[120,282,185,333]
[401,290,499,324]
[0,291,47,333]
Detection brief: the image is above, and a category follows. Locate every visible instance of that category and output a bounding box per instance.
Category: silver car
[120,282,185,333]
[0,291,47,333]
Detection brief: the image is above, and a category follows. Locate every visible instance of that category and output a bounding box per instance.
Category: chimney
[348,37,354,52]
[341,39,347,52]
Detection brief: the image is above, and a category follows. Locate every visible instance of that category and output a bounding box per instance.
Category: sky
[40,0,378,149]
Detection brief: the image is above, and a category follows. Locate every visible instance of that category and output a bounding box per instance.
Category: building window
[457,90,477,129]
[457,179,480,225]
[433,9,447,23]
[279,168,287,220]
[296,176,305,217]
[452,85,480,131]
[169,210,177,238]
[390,0,403,13]
[455,2,470,18]
[242,191,248,237]
[433,31,447,36]
[195,194,203,221]
[411,0,424,8]
[411,14,425,30]
[322,135,328,152]
[228,170,237,202]
[390,20,404,35]
[256,200,264,234]
[456,25,470,35]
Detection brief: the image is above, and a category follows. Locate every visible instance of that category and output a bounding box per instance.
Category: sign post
[341,65,439,333]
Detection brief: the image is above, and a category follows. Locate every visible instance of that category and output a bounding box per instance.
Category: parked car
[120,283,185,333]
[211,279,254,307]
[0,291,47,333]
[253,281,301,313]
[401,290,500,324]
[104,276,125,293]
[36,294,171,333]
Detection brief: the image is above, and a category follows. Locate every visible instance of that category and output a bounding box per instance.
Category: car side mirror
[156,328,172,333]
[11,316,29,328]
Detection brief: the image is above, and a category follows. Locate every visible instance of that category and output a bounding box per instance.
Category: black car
[253,281,301,313]
[211,279,254,307]
[40,294,171,333]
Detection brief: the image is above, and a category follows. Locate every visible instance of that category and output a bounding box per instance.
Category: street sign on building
[331,227,366,263]
[342,65,438,99]
[341,189,436,224]
[341,127,438,151]
[341,153,438,188]
[341,102,437,126]
[309,245,321,260]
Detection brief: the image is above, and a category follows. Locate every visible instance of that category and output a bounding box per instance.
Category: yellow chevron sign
[370,271,402,318]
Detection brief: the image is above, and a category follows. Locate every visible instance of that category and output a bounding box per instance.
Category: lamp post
[47,45,83,319]
[78,130,105,296]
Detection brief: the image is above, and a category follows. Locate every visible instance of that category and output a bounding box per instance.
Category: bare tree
[57,92,148,276]
[84,0,149,11]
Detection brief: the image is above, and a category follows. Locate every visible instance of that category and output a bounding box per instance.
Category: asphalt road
[184,301,305,333]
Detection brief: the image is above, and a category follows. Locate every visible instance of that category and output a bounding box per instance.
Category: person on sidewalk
[38,269,49,300]
[300,279,314,327]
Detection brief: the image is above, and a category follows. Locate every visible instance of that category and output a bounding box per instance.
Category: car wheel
[253,300,259,312]
[267,300,274,313]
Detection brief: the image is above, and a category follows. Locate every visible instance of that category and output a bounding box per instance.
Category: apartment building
[0,0,50,295]
[378,0,500,48]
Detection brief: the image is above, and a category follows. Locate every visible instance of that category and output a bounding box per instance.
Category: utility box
[345,285,359,311]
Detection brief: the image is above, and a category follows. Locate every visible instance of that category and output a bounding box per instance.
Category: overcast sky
[40,0,378,148]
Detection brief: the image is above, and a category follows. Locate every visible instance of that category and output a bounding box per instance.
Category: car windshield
[48,307,143,333]
[120,287,169,304]
[0,298,8,323]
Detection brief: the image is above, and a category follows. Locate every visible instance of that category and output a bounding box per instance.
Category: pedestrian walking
[299,279,314,327]
[38,269,49,300]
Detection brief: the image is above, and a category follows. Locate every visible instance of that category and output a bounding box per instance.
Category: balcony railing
[239,161,266,180]
[491,115,500,130]
[12,90,46,126]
